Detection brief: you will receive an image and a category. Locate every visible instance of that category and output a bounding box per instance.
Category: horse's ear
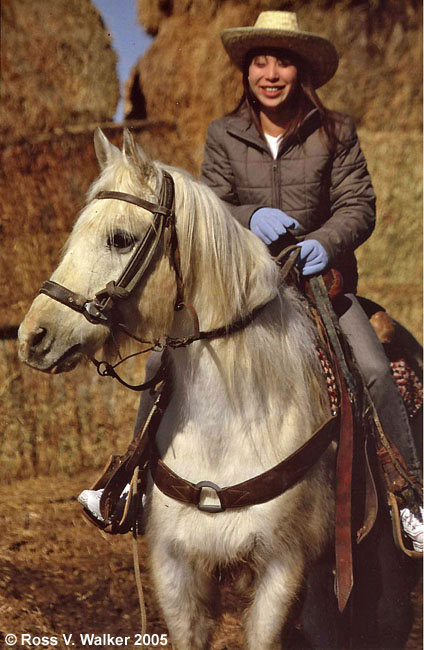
[94,128,120,170]
[122,128,152,169]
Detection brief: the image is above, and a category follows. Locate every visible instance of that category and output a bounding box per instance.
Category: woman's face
[248,52,298,110]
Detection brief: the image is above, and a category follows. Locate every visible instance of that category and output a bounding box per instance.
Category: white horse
[19,129,336,649]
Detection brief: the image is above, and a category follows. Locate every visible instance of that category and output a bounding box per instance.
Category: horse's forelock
[88,150,160,204]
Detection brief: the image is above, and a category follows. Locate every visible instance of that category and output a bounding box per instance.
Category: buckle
[83,300,110,324]
[195,481,224,513]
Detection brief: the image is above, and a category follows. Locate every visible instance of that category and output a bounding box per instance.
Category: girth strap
[149,412,339,512]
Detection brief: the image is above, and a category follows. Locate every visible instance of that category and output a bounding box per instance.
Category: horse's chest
[156,403,294,487]
[149,494,266,565]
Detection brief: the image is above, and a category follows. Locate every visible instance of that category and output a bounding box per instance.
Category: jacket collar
[225,106,265,150]
[225,106,321,154]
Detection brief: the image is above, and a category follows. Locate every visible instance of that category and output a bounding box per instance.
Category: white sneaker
[78,489,104,522]
[77,484,131,523]
[400,506,424,553]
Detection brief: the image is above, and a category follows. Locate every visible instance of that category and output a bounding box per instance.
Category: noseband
[40,171,183,329]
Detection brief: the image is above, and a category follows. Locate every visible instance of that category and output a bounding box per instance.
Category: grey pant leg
[132,351,163,439]
[338,294,421,474]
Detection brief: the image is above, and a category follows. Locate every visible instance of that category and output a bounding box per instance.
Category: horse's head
[18,129,179,373]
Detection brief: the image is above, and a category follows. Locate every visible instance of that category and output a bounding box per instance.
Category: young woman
[200,11,423,549]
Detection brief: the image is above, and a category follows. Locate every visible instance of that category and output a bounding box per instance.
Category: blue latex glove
[297,240,329,276]
[250,208,299,245]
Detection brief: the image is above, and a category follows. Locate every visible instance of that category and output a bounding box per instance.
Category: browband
[96,190,174,218]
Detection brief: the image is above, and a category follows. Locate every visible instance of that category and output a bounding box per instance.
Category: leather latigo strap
[149,413,339,511]
[334,362,354,613]
[356,434,378,545]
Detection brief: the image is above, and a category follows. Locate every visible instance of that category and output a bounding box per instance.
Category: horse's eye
[107,231,136,252]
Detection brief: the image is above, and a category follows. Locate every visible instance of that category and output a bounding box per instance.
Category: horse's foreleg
[244,553,304,650]
[150,543,219,650]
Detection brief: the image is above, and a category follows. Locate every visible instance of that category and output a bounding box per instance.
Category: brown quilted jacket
[200,106,376,293]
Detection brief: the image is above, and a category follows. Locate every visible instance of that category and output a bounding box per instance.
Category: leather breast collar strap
[147,351,357,614]
[149,411,339,513]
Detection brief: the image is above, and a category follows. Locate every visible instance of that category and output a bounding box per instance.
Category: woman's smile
[260,85,285,98]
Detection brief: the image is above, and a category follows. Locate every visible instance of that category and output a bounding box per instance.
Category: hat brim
[221,28,338,88]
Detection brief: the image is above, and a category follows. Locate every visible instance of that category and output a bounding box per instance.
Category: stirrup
[79,462,145,535]
[387,492,423,559]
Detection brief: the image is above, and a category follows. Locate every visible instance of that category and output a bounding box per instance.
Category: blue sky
[92,0,153,120]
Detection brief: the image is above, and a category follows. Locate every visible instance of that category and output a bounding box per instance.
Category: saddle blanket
[390,358,423,419]
[317,347,422,420]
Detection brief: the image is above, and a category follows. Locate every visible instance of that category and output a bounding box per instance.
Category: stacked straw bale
[1,0,421,481]
[1,0,120,140]
[0,0,195,481]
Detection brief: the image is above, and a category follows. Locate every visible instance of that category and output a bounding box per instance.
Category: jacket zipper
[272,158,281,209]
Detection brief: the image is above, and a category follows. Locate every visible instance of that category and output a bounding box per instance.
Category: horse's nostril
[30,327,47,349]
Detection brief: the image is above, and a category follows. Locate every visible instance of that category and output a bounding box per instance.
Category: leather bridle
[40,170,183,331]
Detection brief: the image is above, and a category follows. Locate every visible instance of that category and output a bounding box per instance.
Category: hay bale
[0,338,142,482]
[130,0,422,169]
[137,0,237,35]
[1,0,420,482]
[356,130,423,341]
[315,1,422,132]
[129,3,265,169]
[0,121,195,330]
[1,0,120,140]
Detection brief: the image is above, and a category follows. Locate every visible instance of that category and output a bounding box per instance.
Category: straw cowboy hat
[221,11,338,88]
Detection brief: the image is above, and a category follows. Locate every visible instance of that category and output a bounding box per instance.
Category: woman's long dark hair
[230,49,339,151]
